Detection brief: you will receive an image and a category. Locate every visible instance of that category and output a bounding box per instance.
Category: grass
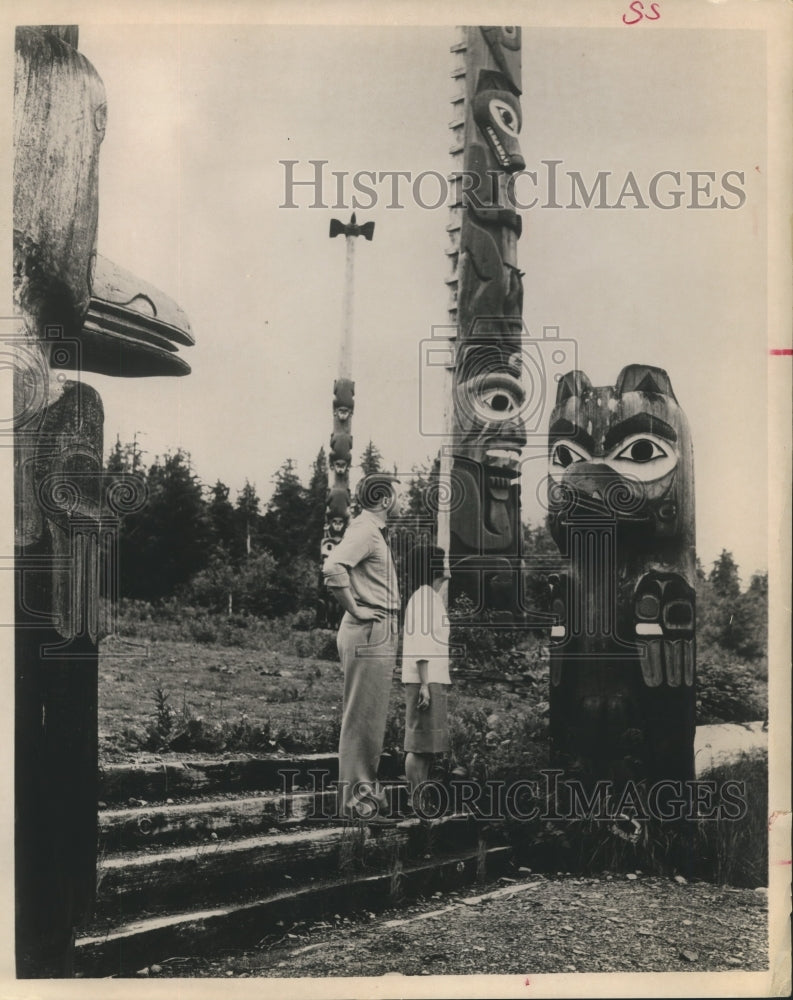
[98,612,516,759]
[694,750,768,887]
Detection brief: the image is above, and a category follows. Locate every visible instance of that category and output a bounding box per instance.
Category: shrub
[694,749,767,887]
[697,649,767,724]
[446,705,550,784]
[140,686,278,753]
[505,749,769,888]
[293,628,339,662]
[291,609,316,632]
[448,595,549,677]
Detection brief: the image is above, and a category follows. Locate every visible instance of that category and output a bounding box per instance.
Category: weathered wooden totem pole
[13,26,192,975]
[318,215,373,624]
[546,366,696,784]
[444,26,527,616]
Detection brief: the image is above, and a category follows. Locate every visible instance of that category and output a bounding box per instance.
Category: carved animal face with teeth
[472,70,525,174]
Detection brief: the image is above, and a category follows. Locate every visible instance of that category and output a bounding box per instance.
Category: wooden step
[99,752,403,804]
[99,782,411,851]
[95,813,481,918]
[77,844,513,977]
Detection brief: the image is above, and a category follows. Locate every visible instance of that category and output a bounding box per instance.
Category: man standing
[323,474,400,822]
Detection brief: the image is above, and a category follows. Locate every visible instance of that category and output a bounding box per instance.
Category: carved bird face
[473,71,525,174]
[546,365,693,544]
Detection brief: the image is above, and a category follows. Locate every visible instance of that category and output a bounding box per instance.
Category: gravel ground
[142,872,768,979]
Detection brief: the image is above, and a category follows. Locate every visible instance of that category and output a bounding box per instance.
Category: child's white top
[401,584,451,685]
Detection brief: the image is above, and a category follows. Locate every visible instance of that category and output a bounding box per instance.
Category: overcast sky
[77,21,769,579]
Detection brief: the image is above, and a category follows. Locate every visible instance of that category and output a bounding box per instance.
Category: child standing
[401,543,451,810]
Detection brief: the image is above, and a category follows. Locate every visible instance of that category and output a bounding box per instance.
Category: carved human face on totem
[473,70,525,174]
[450,339,527,551]
[333,406,351,424]
[331,459,349,477]
[546,365,693,549]
[454,343,527,463]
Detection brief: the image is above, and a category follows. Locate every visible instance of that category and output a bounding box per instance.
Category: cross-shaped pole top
[329,212,375,241]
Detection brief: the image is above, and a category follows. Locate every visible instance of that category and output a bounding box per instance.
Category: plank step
[96,813,482,918]
[77,845,513,977]
[98,751,403,803]
[98,753,346,803]
[99,782,410,850]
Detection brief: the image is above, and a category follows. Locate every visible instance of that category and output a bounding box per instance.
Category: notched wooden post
[13,25,192,977]
[445,27,527,619]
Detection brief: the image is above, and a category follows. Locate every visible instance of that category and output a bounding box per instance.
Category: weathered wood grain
[98,753,341,803]
[99,785,407,850]
[77,846,513,977]
[95,814,481,917]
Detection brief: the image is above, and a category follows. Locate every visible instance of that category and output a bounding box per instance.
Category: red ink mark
[776,859,792,866]
[623,1,660,24]
[769,349,793,356]
[525,977,531,986]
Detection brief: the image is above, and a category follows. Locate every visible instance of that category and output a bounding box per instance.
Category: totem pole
[13,26,192,975]
[318,214,373,624]
[546,366,696,785]
[444,26,527,616]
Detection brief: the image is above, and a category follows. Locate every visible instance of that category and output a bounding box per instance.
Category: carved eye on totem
[549,440,590,476]
[606,434,677,481]
[472,79,525,173]
[480,386,519,416]
[489,99,520,138]
[470,374,526,424]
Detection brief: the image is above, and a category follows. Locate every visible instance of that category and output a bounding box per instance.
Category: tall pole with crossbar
[318,215,375,623]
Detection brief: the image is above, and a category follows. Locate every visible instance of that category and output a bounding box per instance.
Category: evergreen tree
[305,447,329,561]
[120,449,212,601]
[260,459,312,562]
[708,549,741,599]
[106,435,126,476]
[106,433,145,475]
[235,480,262,557]
[206,480,236,555]
[731,570,768,660]
[359,440,384,475]
[104,436,148,602]
[699,551,768,658]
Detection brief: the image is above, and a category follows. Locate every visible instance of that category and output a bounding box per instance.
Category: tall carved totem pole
[546,366,696,784]
[444,26,527,616]
[318,215,373,625]
[13,26,192,975]
[442,27,696,786]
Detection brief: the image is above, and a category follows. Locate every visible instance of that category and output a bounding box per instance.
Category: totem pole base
[15,617,98,978]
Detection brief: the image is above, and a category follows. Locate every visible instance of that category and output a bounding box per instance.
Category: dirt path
[140,872,768,979]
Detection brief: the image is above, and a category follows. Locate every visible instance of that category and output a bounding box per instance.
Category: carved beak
[70,254,194,377]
